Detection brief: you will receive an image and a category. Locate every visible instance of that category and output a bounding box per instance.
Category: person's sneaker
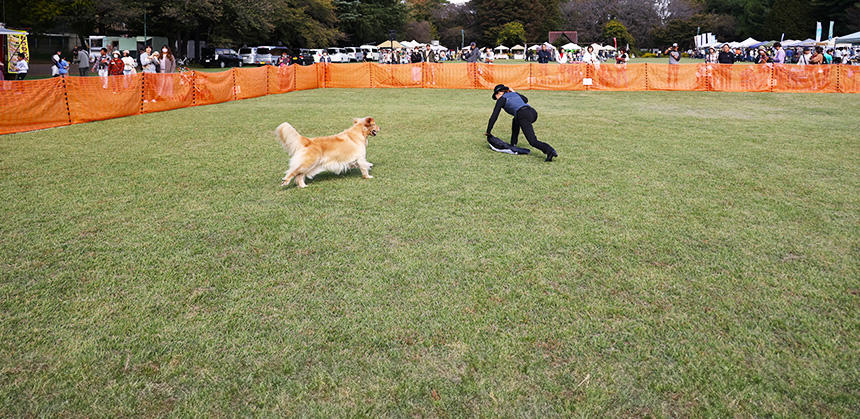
[545,150,558,162]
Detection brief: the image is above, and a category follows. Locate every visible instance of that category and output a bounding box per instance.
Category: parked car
[239,46,258,65]
[294,49,316,65]
[359,45,379,61]
[201,47,243,68]
[343,47,359,62]
[326,47,350,63]
[308,48,324,63]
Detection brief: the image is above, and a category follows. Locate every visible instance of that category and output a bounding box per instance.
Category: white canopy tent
[528,43,556,50]
[737,37,760,48]
[602,45,616,51]
[560,42,581,50]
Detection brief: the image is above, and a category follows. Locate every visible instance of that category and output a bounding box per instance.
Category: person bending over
[485,84,557,161]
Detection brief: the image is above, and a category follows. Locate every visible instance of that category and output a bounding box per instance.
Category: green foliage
[334,0,408,45]
[602,19,635,49]
[494,21,526,47]
[472,0,560,44]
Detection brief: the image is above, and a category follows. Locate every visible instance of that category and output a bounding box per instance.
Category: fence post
[231,68,238,100]
[265,65,270,96]
[60,76,72,125]
[644,63,649,90]
[368,62,373,88]
[140,73,147,113]
[191,71,197,106]
[529,63,533,90]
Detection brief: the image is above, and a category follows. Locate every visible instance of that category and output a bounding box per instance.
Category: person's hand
[485,132,491,137]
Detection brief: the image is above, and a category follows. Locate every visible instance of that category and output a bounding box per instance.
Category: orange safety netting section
[476,63,532,90]
[142,73,194,113]
[192,69,235,106]
[268,65,296,94]
[66,74,141,124]
[647,63,708,91]
[0,78,70,135]
[2,63,859,135]
[235,66,268,99]
[773,64,839,93]
[324,63,372,88]
[424,63,474,89]
[840,65,860,94]
[371,63,424,88]
[531,63,586,91]
[294,65,319,91]
[592,63,646,91]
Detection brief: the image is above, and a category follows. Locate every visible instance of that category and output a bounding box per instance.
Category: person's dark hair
[587,45,593,52]
[774,42,781,48]
[18,52,25,59]
[100,47,107,53]
[815,46,823,53]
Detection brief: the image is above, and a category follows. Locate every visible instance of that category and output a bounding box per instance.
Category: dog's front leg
[358,159,373,179]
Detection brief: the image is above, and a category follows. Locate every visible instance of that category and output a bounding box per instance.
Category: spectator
[824,49,834,64]
[796,47,812,65]
[423,45,437,63]
[465,42,480,63]
[76,45,90,76]
[320,51,331,63]
[159,45,176,73]
[92,48,110,77]
[355,50,364,62]
[50,49,62,77]
[121,50,136,75]
[704,47,718,63]
[810,46,825,65]
[756,47,771,64]
[140,46,157,73]
[108,51,124,76]
[582,45,599,66]
[537,45,552,63]
[277,50,289,66]
[665,43,681,64]
[411,48,422,63]
[615,48,629,65]
[773,42,786,64]
[717,44,735,64]
[0,59,4,81]
[484,48,494,63]
[57,55,70,76]
[14,53,28,79]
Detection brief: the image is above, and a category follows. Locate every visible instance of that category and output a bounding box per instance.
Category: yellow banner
[7,33,30,74]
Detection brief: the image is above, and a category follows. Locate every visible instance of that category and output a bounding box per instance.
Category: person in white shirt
[582,45,600,66]
[797,47,812,65]
[121,50,137,75]
[139,45,157,73]
[14,53,29,79]
[50,50,61,77]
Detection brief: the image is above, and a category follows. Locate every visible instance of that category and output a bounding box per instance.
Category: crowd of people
[1,43,177,81]
[698,43,855,65]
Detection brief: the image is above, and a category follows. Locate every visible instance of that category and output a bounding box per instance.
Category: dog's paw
[364,175,374,179]
[367,162,374,167]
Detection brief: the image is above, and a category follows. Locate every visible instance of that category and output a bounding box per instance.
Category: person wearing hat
[665,43,681,64]
[485,84,558,162]
[465,42,480,63]
[756,47,771,64]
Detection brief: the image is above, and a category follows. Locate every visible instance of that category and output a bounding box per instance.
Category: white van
[343,47,359,62]
[255,46,280,65]
[308,49,324,63]
[326,47,350,63]
[239,47,258,65]
[359,45,380,61]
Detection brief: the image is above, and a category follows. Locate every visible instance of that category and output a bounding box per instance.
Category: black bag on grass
[487,134,530,155]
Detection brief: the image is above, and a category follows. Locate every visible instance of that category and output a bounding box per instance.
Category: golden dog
[276,117,379,188]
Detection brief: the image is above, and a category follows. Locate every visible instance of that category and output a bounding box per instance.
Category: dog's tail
[276,122,311,156]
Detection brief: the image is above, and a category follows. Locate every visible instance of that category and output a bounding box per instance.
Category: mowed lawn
[1,88,857,416]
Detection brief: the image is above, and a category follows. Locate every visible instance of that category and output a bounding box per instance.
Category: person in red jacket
[108,51,124,76]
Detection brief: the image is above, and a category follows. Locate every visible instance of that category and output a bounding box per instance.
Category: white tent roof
[0,27,28,36]
[738,37,760,48]
[510,44,525,50]
[602,45,616,50]
[528,43,556,50]
[561,42,580,50]
[494,45,509,50]
[837,31,860,44]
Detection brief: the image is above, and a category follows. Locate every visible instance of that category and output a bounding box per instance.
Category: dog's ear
[353,118,360,125]
[364,117,375,126]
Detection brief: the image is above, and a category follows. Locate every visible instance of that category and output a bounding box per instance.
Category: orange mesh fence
[3,63,858,135]
[773,64,838,93]
[647,63,708,91]
[424,63,475,89]
[142,73,194,113]
[193,69,235,106]
[235,66,269,99]
[706,64,771,92]
[0,78,69,135]
[294,64,319,91]
[324,63,372,88]
[371,63,424,88]
[475,63,532,90]
[66,74,141,124]
[592,63,646,91]
[531,63,586,91]
[268,65,295,94]
[839,65,860,94]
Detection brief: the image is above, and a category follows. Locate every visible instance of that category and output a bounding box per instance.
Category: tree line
[6,0,857,51]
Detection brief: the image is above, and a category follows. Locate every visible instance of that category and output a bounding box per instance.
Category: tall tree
[472,0,561,44]
[334,0,408,45]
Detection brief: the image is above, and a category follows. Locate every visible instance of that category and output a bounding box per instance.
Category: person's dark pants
[511,106,555,156]
[79,67,88,76]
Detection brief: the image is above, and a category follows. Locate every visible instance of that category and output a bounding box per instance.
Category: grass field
[1,88,858,416]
